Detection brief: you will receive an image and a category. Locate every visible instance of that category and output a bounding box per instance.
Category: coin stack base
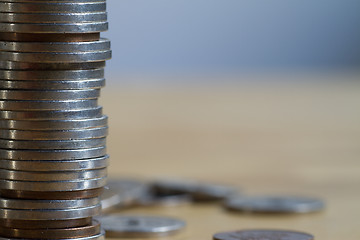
[0,0,111,239]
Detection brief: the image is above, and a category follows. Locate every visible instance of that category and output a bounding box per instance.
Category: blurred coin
[225,195,325,213]
[0,138,106,150]
[0,12,107,23]
[213,230,314,240]
[0,177,107,191]
[0,107,102,120]
[0,79,105,90]
[0,69,104,80]
[0,89,100,100]
[0,61,105,70]
[0,2,106,13]
[97,215,186,238]
[0,22,108,33]
[0,115,108,130]
[0,168,107,181]
[137,192,192,207]
[0,217,92,230]
[0,39,110,52]
[0,220,101,239]
[0,155,109,171]
[0,197,99,210]
[0,204,101,220]
[0,32,101,42]
[1,50,111,63]
[0,127,108,140]
[153,178,239,201]
[0,99,99,111]
[0,188,104,200]
[0,231,105,240]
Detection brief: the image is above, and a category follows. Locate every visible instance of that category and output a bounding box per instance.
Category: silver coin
[213,230,314,240]
[101,179,150,211]
[0,0,105,2]
[97,215,186,238]
[0,138,106,150]
[225,195,325,213]
[0,177,107,191]
[0,155,109,172]
[0,12,107,23]
[153,179,239,201]
[0,69,104,80]
[0,107,102,120]
[0,204,101,220]
[1,50,111,63]
[0,197,100,210]
[0,22,108,33]
[0,61,106,71]
[0,115,108,130]
[0,89,100,100]
[0,79,105,90]
[0,99,99,111]
[0,231,105,240]
[0,168,107,181]
[0,127,108,140]
[0,39,110,52]
[137,192,192,207]
[0,2,106,13]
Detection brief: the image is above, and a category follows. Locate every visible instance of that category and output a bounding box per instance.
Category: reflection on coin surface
[97,215,186,238]
[213,230,314,240]
[225,195,325,213]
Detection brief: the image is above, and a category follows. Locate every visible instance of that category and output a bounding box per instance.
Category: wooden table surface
[101,75,360,240]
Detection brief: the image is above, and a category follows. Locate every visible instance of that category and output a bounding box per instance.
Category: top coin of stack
[0,0,110,239]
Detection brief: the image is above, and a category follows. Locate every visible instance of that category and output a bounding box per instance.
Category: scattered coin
[213,229,314,240]
[97,215,186,238]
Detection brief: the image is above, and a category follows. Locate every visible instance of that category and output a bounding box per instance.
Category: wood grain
[101,77,360,240]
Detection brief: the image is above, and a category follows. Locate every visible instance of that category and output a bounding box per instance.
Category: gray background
[103,0,360,78]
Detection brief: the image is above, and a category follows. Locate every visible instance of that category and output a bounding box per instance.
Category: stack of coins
[0,0,110,239]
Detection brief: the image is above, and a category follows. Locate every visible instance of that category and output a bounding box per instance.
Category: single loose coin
[213,230,314,240]
[0,69,104,80]
[0,89,100,100]
[0,115,108,130]
[0,197,99,210]
[0,61,105,70]
[0,107,103,120]
[0,79,105,90]
[0,99,99,111]
[0,220,101,239]
[0,218,92,229]
[0,188,104,200]
[0,127,108,140]
[97,215,186,238]
[0,138,106,150]
[136,192,192,207]
[0,168,107,181]
[0,155,109,172]
[225,195,325,213]
[0,33,100,42]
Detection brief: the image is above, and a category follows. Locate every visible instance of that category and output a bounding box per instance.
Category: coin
[137,192,192,207]
[0,32,101,42]
[0,218,92,229]
[0,99,99,111]
[0,69,104,80]
[0,231,105,240]
[0,197,100,210]
[0,220,101,239]
[97,215,186,238]
[0,79,105,90]
[225,195,325,213]
[213,230,314,240]
[0,138,106,150]
[0,204,101,220]
[0,12,107,23]
[0,22,108,33]
[0,61,105,70]
[0,107,103,120]
[0,126,108,140]
[0,155,109,172]
[0,2,107,13]
[0,89,100,100]
[0,188,104,200]
[0,115,108,130]
[0,168,107,181]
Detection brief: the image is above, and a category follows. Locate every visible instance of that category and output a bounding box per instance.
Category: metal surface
[0,69,104,80]
[0,79,105,90]
[0,100,99,111]
[0,2,107,13]
[225,195,325,213]
[0,89,100,100]
[213,230,314,240]
[97,215,186,238]
[0,12,107,23]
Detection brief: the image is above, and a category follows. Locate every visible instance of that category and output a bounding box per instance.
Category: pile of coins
[0,0,110,239]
